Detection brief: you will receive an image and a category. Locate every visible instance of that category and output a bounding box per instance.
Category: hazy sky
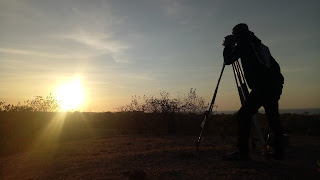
[0,0,319,112]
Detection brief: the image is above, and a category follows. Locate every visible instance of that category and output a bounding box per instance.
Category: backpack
[251,43,274,69]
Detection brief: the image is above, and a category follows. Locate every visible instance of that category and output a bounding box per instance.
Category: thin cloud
[1,0,130,61]
[163,0,199,27]
[0,47,95,59]
[129,74,153,81]
[166,0,183,16]
[61,30,128,53]
[59,30,130,63]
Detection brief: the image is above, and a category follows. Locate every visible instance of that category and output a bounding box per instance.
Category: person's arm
[223,35,239,65]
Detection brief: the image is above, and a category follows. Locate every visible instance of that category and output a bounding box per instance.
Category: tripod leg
[232,64,246,104]
[195,63,225,151]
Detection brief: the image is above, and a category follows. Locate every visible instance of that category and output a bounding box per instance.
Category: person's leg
[237,89,262,156]
[223,89,262,161]
[264,101,285,159]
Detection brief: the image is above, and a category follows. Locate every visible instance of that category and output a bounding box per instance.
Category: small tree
[0,94,61,112]
[179,88,208,114]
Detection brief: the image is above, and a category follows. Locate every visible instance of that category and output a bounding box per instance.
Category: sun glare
[56,77,85,111]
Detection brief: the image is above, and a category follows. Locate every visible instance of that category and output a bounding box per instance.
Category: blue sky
[0,0,319,111]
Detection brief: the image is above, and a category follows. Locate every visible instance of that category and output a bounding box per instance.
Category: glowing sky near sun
[0,0,319,112]
[56,77,85,111]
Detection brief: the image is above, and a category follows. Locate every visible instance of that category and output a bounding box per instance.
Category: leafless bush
[0,94,61,112]
[117,88,208,114]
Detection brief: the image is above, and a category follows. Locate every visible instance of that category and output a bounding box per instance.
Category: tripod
[195,63,225,151]
[196,61,268,153]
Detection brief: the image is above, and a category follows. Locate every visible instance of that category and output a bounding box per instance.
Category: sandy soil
[1,134,319,179]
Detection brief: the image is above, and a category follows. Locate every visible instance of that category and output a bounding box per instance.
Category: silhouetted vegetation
[1,110,320,156]
[117,88,209,114]
[0,94,61,112]
[0,90,320,156]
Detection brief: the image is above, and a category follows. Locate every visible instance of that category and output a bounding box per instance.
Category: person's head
[232,23,251,42]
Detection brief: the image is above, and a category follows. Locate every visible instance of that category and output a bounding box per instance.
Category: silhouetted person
[222,23,285,160]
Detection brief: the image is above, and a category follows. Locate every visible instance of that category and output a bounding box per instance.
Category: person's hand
[223,35,235,47]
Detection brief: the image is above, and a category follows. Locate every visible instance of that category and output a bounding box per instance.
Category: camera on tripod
[223,35,236,46]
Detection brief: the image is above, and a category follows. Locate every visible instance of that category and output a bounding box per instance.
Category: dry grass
[1,134,319,179]
[0,112,320,179]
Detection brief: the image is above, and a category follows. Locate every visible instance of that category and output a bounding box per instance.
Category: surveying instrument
[195,60,271,156]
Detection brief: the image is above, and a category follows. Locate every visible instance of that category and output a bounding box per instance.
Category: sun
[56,77,85,111]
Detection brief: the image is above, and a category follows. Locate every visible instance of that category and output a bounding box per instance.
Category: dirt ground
[1,134,319,180]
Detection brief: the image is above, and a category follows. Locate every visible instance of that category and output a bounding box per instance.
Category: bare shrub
[0,94,61,112]
[117,88,208,114]
[179,88,208,114]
